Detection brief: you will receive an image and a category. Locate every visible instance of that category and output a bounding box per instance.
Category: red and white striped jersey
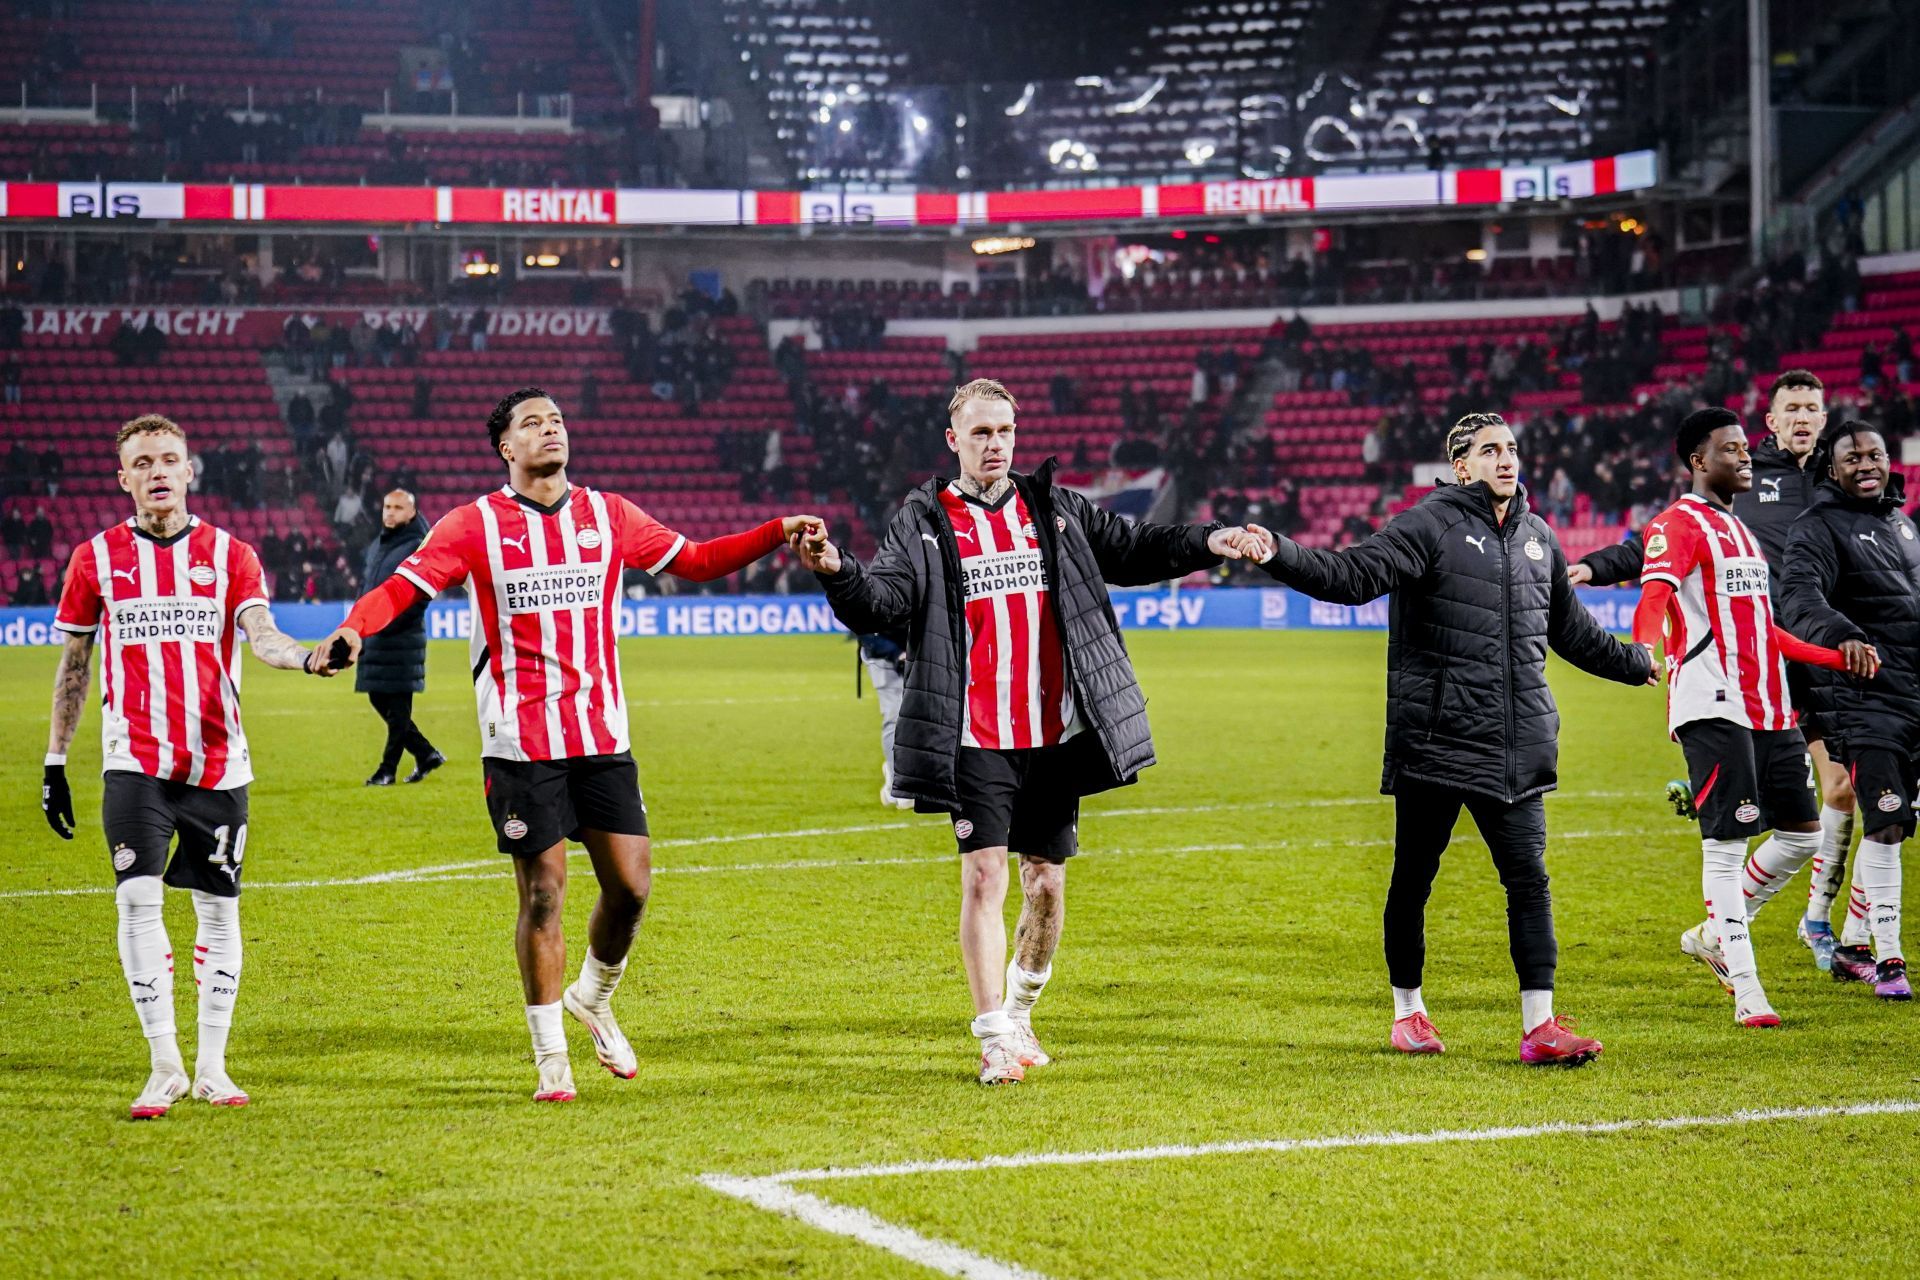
[393,485,684,761]
[1640,493,1795,735]
[53,516,268,789]
[937,483,1077,750]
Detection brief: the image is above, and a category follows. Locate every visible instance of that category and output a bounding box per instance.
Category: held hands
[1210,525,1275,563]
[789,521,841,574]
[311,626,362,675]
[1839,639,1881,679]
[1637,642,1661,686]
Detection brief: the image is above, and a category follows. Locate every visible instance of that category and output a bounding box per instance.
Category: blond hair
[948,377,1019,422]
[116,413,187,452]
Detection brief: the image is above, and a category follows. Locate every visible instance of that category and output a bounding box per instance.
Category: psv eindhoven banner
[14,304,614,345]
[0,151,1656,230]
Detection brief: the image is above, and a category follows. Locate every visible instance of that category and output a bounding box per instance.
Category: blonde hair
[948,377,1019,422]
[116,413,187,452]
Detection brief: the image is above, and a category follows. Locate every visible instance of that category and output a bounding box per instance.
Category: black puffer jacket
[1260,482,1653,802]
[1582,436,1815,588]
[356,515,431,694]
[819,459,1222,812]
[1780,475,1920,754]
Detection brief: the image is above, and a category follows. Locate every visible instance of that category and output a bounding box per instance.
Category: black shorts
[101,770,250,897]
[1841,747,1918,839]
[1677,720,1818,841]
[1786,666,1826,743]
[951,734,1105,864]
[482,751,649,856]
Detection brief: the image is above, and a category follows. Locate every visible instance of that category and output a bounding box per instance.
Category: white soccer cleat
[533,1052,577,1102]
[880,783,913,810]
[191,1069,250,1108]
[978,1037,1026,1085]
[562,985,638,1080]
[129,1067,190,1120]
[1680,922,1735,995]
[1008,1017,1050,1067]
[1735,992,1782,1028]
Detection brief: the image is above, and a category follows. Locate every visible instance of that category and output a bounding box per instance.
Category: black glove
[42,763,74,840]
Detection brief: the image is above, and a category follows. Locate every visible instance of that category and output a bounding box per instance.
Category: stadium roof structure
[0,149,1654,231]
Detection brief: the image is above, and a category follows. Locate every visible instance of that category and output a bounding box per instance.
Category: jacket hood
[1428,479,1531,527]
[1809,471,1908,515]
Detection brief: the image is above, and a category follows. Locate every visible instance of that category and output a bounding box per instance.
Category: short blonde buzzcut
[948,377,1019,422]
[116,413,187,452]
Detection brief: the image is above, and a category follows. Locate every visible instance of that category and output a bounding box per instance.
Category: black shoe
[404,751,446,783]
[364,770,396,787]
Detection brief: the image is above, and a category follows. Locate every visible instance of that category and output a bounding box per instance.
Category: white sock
[1807,805,1855,925]
[574,950,625,1011]
[1391,985,1426,1019]
[526,1001,566,1059]
[116,876,181,1071]
[190,890,241,1077]
[1002,961,1051,1021]
[1704,838,1762,1002]
[1856,836,1904,962]
[970,1009,1015,1040]
[1742,830,1820,919]
[1521,989,1554,1034]
[1842,861,1874,947]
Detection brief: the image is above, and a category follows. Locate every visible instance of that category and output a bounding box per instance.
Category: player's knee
[1827,774,1856,809]
[961,850,1008,902]
[520,882,564,929]
[115,875,164,912]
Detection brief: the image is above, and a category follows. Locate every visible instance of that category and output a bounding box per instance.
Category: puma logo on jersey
[1859,531,1879,544]
[953,527,977,544]
[1464,535,1487,554]
[500,534,529,553]
[1714,530,1738,547]
[920,533,939,545]
[112,567,139,584]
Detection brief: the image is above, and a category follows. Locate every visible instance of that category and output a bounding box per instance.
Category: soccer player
[793,378,1261,1084]
[316,388,821,1102]
[1633,408,1874,1026]
[1247,413,1653,1064]
[1779,421,1913,998]
[1575,371,1859,966]
[41,414,330,1119]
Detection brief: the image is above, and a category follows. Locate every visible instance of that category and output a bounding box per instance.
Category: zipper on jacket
[1019,476,1096,736]
[1501,521,1516,799]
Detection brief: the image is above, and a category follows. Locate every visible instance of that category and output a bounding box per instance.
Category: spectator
[431,303,456,352]
[580,370,601,419]
[0,301,24,350]
[26,507,53,558]
[410,373,433,419]
[1,354,20,405]
[468,307,490,351]
[38,447,63,496]
[349,318,377,367]
[11,563,50,606]
[286,390,316,453]
[1,504,24,552]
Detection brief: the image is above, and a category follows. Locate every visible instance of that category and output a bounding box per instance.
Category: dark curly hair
[487,386,556,460]
[1445,412,1508,461]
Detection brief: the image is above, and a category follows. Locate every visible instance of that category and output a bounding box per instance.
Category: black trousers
[1385,780,1556,991]
[367,690,436,773]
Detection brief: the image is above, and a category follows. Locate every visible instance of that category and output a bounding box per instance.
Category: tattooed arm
[47,630,95,757]
[237,603,329,675]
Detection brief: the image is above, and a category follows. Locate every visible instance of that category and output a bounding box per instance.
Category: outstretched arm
[1575,531,1645,587]
[315,574,426,673]
[1065,491,1229,585]
[238,603,328,674]
[665,515,819,582]
[1546,536,1654,685]
[800,506,919,634]
[1247,515,1429,604]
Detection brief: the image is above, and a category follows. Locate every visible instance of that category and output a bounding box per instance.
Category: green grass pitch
[1,630,1915,1278]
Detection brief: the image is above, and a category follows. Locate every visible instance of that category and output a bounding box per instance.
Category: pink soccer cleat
[1875,958,1912,1001]
[1390,1012,1445,1054]
[1520,1015,1603,1066]
[1831,944,1879,985]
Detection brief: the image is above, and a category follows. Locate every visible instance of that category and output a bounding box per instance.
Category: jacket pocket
[1424,667,1446,739]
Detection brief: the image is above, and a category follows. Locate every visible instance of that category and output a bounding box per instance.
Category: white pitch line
[700,1099,1920,1280]
[0,824,1648,901]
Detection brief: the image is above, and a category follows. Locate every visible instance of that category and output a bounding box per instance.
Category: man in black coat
[795,377,1262,1085]
[1780,422,1915,998]
[356,489,443,786]
[1250,412,1654,1065]
[1573,371,1863,898]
